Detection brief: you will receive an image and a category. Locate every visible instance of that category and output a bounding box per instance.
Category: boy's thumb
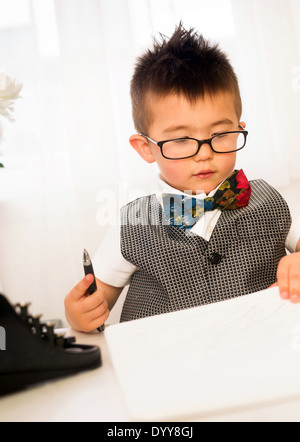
[70,274,94,300]
[85,274,94,285]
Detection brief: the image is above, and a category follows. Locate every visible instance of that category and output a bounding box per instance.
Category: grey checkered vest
[120,179,291,322]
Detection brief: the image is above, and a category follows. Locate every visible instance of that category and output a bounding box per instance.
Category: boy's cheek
[157,162,184,184]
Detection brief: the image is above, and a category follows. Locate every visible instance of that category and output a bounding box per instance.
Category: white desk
[1,326,300,422]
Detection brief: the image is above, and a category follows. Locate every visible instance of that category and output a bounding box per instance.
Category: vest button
[210,252,222,265]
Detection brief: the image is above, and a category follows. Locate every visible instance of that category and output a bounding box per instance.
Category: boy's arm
[64,275,124,333]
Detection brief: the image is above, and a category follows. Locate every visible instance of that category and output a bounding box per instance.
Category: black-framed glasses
[139,126,248,160]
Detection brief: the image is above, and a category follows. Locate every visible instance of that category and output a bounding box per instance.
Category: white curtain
[0,0,299,324]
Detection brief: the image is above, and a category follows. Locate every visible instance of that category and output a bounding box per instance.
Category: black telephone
[0,293,101,396]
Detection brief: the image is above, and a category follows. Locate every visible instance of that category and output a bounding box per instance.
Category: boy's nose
[193,142,213,161]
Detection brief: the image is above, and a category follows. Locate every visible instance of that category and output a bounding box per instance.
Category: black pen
[83,249,105,333]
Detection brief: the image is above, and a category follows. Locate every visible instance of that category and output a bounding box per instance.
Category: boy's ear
[129,134,156,163]
[239,121,246,129]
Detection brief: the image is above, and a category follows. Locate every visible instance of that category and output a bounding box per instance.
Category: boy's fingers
[277,256,290,300]
[86,302,109,322]
[68,274,94,301]
[277,256,300,303]
[81,290,108,313]
[80,305,110,333]
[89,308,110,332]
[288,266,300,303]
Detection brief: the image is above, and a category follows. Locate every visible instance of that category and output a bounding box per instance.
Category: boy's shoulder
[120,193,159,226]
[249,178,284,198]
[121,193,157,210]
[247,178,290,215]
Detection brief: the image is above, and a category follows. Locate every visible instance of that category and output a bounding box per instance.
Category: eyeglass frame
[139,125,248,160]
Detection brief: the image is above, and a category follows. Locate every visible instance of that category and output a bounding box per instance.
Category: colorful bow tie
[162,169,251,230]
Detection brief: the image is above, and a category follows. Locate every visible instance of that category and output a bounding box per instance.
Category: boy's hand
[64,274,110,333]
[271,252,300,303]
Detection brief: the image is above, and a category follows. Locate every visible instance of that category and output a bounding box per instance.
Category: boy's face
[130,91,244,195]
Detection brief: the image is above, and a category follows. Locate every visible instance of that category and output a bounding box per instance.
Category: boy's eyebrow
[210,119,234,128]
[162,119,234,135]
[162,125,192,135]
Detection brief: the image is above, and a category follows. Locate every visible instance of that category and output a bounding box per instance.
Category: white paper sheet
[105,287,300,421]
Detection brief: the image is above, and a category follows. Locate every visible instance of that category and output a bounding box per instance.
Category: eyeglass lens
[162,132,246,158]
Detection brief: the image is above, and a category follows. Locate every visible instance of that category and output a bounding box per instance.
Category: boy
[65,24,300,332]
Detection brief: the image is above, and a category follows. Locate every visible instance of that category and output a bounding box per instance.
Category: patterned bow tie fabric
[162,169,251,230]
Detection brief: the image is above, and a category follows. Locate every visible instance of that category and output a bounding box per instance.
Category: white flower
[0,70,22,121]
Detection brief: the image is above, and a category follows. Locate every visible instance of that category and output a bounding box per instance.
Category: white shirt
[93,175,299,287]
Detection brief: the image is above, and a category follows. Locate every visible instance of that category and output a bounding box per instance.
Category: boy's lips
[194,170,215,179]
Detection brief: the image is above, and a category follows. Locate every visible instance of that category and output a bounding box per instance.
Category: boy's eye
[174,138,189,144]
[215,134,227,138]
